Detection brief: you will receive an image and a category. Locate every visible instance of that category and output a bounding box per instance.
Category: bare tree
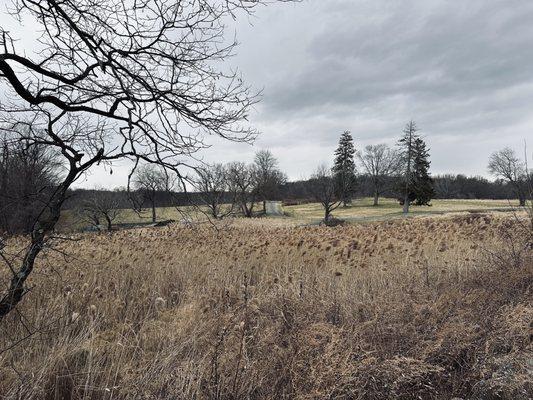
[133,165,173,223]
[308,164,341,222]
[357,144,401,206]
[432,174,455,199]
[226,162,258,218]
[254,150,287,213]
[0,138,61,234]
[193,163,232,219]
[488,148,527,206]
[0,0,290,320]
[78,190,122,231]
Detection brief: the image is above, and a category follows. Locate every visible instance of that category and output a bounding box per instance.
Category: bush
[321,217,346,227]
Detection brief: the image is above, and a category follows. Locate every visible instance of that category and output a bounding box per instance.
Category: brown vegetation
[1,214,531,399]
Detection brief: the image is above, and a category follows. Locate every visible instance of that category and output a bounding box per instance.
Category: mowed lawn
[58,197,519,230]
[285,197,518,223]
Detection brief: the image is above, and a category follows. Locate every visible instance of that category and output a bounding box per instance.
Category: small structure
[265,201,284,216]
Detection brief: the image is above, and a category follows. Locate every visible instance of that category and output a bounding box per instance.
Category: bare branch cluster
[0,0,270,174]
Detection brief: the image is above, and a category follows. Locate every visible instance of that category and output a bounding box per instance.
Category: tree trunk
[514,183,526,207]
[248,200,255,218]
[403,194,410,214]
[403,124,414,215]
[373,191,379,206]
[151,196,156,223]
[105,215,112,231]
[0,169,76,320]
[242,202,252,218]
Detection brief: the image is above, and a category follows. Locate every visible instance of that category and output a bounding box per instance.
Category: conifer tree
[398,121,419,214]
[332,131,357,206]
[398,122,435,211]
[412,138,435,206]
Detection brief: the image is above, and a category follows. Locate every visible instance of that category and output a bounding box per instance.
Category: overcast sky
[36,0,533,187]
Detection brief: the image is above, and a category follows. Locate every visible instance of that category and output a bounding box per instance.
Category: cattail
[71,312,80,323]
[155,297,167,311]
[88,304,98,318]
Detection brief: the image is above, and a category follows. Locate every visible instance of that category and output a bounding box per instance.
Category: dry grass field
[1,211,532,399]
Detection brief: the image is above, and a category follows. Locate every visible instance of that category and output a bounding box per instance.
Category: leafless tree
[133,165,173,223]
[193,163,233,220]
[308,164,341,222]
[0,0,290,320]
[0,138,61,234]
[488,147,527,206]
[78,190,122,231]
[488,145,533,269]
[254,150,287,213]
[226,162,258,218]
[432,174,455,199]
[357,144,401,206]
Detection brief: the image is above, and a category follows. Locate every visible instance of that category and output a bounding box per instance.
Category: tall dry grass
[0,213,531,399]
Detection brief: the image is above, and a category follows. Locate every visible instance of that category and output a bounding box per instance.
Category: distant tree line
[1,126,529,233]
[432,174,516,200]
[58,172,517,213]
[278,175,516,202]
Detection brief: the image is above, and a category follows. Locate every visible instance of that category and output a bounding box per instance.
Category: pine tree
[412,138,435,206]
[332,131,357,206]
[398,121,419,214]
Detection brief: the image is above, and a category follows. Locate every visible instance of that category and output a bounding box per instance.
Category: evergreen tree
[412,138,435,206]
[332,131,357,206]
[398,121,419,213]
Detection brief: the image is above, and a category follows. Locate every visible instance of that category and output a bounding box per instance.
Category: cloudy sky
[19,0,533,187]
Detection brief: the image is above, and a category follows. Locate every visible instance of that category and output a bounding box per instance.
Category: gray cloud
[213,0,533,181]
[61,0,533,186]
